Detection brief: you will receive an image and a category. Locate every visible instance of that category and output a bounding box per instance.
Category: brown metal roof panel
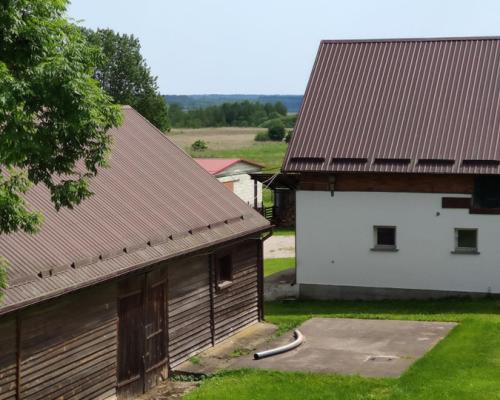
[0,107,269,309]
[0,220,267,315]
[283,37,500,174]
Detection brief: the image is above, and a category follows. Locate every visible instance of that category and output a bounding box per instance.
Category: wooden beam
[208,254,216,346]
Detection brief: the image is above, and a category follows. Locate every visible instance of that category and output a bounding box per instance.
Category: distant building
[250,172,297,228]
[284,37,500,300]
[196,158,264,208]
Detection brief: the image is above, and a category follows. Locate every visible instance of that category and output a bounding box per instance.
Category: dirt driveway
[264,235,295,259]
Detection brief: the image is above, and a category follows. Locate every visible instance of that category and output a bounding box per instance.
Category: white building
[196,158,263,208]
[282,37,500,299]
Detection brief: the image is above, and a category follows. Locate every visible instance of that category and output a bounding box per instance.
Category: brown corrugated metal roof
[0,106,269,315]
[283,37,500,174]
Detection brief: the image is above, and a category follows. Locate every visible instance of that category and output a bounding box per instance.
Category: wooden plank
[169,308,210,328]
[442,197,471,208]
[257,239,264,321]
[168,294,211,317]
[0,316,16,400]
[21,285,116,357]
[18,283,117,400]
[299,173,475,193]
[167,253,213,372]
[20,320,116,373]
[169,336,213,359]
[168,285,210,307]
[169,323,212,347]
[23,357,116,400]
[208,254,216,346]
[215,314,259,344]
[21,333,116,383]
[20,346,117,396]
[169,341,212,367]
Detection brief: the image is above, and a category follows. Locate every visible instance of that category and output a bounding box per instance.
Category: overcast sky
[68,0,500,95]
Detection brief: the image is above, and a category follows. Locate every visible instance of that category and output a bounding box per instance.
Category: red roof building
[196,158,264,208]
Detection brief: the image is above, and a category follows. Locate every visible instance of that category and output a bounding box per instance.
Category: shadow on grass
[265,298,500,335]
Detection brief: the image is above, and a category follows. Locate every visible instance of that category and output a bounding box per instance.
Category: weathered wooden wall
[19,284,117,400]
[0,236,263,399]
[0,284,117,400]
[0,317,16,400]
[167,239,261,366]
[213,241,260,343]
[167,256,212,367]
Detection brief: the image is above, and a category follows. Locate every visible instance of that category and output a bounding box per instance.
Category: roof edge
[320,36,500,45]
[0,224,271,317]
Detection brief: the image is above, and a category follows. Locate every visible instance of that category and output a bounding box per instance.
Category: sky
[68,0,500,95]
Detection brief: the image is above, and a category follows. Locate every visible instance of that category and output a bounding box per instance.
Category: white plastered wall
[218,174,262,208]
[296,190,500,294]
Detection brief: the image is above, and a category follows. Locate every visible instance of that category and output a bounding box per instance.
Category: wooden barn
[0,106,270,400]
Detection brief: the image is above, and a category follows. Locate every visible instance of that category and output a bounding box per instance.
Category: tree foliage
[0,0,122,299]
[191,139,208,152]
[83,28,170,132]
[169,100,291,128]
[267,121,286,141]
[254,132,270,142]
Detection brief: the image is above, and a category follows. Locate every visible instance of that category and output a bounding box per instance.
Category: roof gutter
[0,224,272,317]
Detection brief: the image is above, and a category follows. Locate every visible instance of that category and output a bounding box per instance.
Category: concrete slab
[231,318,457,377]
[264,236,295,259]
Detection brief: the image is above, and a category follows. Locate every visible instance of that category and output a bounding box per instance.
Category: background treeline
[165,94,303,113]
[169,101,297,128]
[82,28,170,132]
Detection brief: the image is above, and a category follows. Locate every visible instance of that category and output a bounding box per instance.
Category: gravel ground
[264,235,295,259]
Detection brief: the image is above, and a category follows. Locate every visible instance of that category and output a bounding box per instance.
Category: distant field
[168,127,287,172]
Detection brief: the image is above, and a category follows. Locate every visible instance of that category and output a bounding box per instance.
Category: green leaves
[0,0,123,297]
[0,257,8,303]
[83,28,170,132]
[0,169,44,234]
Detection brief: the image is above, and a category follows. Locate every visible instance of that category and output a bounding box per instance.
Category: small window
[216,254,233,290]
[473,176,500,209]
[454,229,478,254]
[372,226,397,251]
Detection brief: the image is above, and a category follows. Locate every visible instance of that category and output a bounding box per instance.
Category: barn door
[117,270,168,399]
[144,270,168,391]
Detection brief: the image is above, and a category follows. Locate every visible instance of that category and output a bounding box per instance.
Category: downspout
[257,230,273,321]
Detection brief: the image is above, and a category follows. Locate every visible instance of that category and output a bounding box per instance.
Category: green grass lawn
[273,227,295,236]
[264,257,295,277]
[189,142,287,172]
[185,298,500,400]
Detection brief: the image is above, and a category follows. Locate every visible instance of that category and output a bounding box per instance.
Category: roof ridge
[321,36,500,44]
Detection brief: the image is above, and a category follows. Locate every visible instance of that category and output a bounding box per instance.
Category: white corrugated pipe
[254,330,304,360]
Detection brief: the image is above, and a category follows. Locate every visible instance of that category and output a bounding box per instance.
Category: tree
[275,101,287,116]
[267,121,286,141]
[0,0,122,299]
[83,29,170,132]
[191,139,208,151]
